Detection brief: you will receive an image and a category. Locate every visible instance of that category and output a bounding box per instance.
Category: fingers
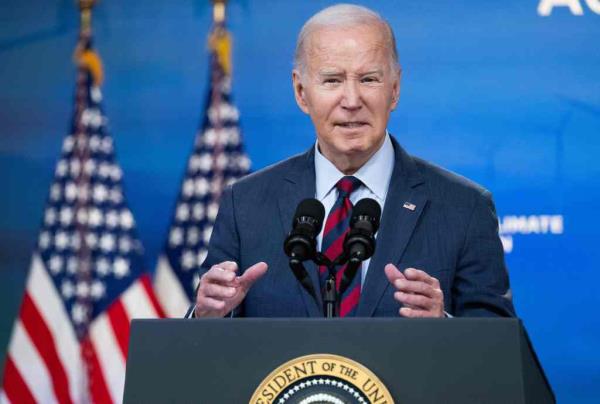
[387,265,444,318]
[195,261,267,318]
[399,307,437,318]
[218,261,239,273]
[393,278,441,299]
[238,262,268,290]
[197,296,226,312]
[201,262,239,287]
[394,290,433,308]
[202,282,237,300]
[195,292,229,318]
[384,263,406,284]
[195,261,241,318]
[404,268,440,288]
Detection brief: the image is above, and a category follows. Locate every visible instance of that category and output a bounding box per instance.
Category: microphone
[339,198,381,295]
[345,198,381,261]
[284,199,325,302]
[284,198,325,261]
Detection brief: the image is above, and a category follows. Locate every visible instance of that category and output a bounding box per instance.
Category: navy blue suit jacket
[199,137,515,317]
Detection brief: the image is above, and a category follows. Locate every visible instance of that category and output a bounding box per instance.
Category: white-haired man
[190,4,515,319]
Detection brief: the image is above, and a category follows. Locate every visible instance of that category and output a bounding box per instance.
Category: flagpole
[208,0,231,202]
[212,0,227,24]
[78,0,97,34]
[73,0,98,347]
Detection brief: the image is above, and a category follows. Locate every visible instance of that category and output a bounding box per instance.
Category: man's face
[293,24,401,171]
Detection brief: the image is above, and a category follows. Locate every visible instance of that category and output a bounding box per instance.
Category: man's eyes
[321,77,380,84]
[361,76,380,83]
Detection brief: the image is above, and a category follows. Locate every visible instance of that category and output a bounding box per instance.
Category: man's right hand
[194,261,268,318]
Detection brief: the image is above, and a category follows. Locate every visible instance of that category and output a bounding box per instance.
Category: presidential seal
[250,354,393,404]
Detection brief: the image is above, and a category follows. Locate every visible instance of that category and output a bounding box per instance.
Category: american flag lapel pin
[403,202,416,211]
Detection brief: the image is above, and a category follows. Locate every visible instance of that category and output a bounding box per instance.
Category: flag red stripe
[20,293,73,404]
[107,301,130,360]
[139,275,166,318]
[340,284,361,317]
[2,356,36,404]
[81,337,113,404]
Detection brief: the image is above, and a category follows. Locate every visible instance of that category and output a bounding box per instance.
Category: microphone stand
[289,250,365,319]
[323,273,337,318]
[314,253,359,318]
[314,253,338,318]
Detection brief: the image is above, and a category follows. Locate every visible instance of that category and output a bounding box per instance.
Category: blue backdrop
[1,1,599,402]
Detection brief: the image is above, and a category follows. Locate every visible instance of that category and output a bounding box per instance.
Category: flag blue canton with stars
[154,30,251,317]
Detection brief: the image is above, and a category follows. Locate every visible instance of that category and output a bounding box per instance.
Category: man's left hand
[384,264,445,318]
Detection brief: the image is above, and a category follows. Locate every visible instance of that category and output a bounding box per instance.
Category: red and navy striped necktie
[320,176,363,317]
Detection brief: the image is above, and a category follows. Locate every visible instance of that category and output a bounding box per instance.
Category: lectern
[123,318,554,403]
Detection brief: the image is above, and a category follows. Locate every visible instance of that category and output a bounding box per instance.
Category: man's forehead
[304,26,389,69]
[306,24,387,50]
[307,46,389,75]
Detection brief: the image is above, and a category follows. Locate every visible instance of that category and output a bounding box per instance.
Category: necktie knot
[335,176,362,199]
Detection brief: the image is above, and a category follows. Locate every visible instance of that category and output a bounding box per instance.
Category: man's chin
[337,134,381,154]
[332,125,375,140]
[334,123,369,132]
[334,144,374,163]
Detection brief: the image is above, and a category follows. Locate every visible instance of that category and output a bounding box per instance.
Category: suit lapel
[357,138,429,317]
[277,148,323,317]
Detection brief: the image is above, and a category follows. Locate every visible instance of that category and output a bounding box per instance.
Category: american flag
[0,33,164,404]
[154,24,251,317]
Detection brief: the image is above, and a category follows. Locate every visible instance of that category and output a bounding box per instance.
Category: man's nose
[340,80,362,110]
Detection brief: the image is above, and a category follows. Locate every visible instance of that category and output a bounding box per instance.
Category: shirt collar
[314,132,395,201]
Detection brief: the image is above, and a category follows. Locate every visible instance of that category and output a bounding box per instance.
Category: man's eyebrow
[315,69,384,77]
[360,69,384,76]
[317,69,343,76]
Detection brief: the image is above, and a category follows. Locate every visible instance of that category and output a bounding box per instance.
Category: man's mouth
[336,121,368,128]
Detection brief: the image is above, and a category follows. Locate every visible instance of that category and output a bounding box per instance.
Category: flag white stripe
[154,255,191,317]
[9,322,57,404]
[28,253,85,403]
[122,280,159,319]
[89,315,126,404]
[0,390,9,404]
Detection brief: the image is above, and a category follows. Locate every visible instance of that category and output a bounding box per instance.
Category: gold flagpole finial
[212,0,227,24]
[74,0,104,86]
[209,0,232,75]
[78,0,97,33]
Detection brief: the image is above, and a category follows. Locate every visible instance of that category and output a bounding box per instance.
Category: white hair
[293,3,400,74]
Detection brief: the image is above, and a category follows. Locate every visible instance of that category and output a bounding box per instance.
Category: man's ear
[292,70,310,114]
[390,68,402,111]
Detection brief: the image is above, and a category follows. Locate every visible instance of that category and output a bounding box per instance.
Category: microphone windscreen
[352,198,382,232]
[294,198,326,233]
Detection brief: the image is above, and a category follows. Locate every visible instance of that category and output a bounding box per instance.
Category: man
[190,4,515,319]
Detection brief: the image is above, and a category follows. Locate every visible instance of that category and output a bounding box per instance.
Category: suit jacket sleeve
[187,186,244,318]
[451,190,515,317]
[202,186,241,269]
